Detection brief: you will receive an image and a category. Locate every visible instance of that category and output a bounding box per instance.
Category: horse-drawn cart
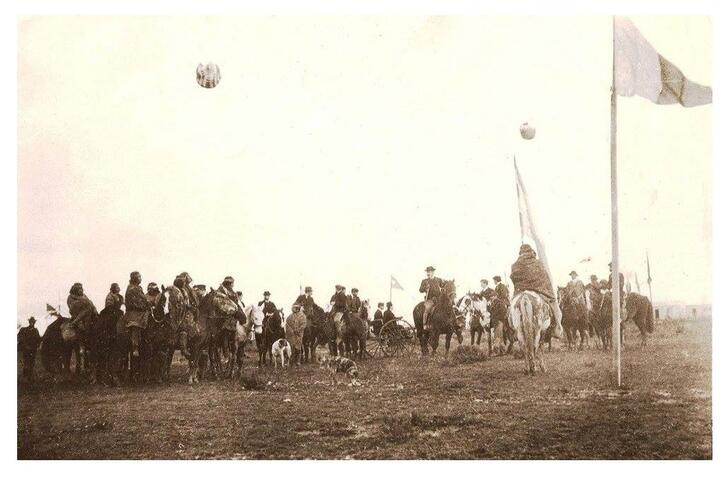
[365,318,417,357]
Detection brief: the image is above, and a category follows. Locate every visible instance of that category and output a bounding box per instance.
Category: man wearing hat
[285,303,307,365]
[258,291,277,320]
[330,285,349,323]
[566,271,586,305]
[510,244,563,338]
[295,287,315,315]
[18,317,41,381]
[105,282,124,310]
[348,288,362,314]
[372,302,385,335]
[419,266,445,331]
[493,276,510,307]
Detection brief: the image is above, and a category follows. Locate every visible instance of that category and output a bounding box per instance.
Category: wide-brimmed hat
[335,284,345,290]
[569,271,578,276]
[263,291,271,296]
[425,266,436,272]
[351,288,359,293]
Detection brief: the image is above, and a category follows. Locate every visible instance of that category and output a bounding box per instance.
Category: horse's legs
[537,337,546,373]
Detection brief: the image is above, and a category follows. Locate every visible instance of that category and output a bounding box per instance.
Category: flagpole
[610,16,622,388]
[389,275,392,304]
[646,250,653,305]
[513,156,523,243]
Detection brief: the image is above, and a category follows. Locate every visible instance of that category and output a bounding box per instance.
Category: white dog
[271,338,292,368]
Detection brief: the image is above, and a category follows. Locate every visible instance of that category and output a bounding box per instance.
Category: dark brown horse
[302,303,328,362]
[341,313,368,359]
[558,287,590,350]
[187,291,216,384]
[621,292,654,347]
[40,314,82,378]
[413,280,462,356]
[261,309,285,367]
[587,288,612,350]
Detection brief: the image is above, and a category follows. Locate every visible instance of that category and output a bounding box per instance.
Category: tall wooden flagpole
[610,16,622,387]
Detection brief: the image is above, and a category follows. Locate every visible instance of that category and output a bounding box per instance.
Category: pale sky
[18,16,712,332]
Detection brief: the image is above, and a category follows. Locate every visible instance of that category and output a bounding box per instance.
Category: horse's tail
[518,294,536,362]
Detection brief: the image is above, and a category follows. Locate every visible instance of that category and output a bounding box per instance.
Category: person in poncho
[509,244,563,338]
[105,283,124,310]
[167,275,191,358]
[125,271,150,357]
[67,282,98,336]
[285,304,307,365]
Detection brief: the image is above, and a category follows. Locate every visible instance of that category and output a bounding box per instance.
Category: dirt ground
[17,318,711,459]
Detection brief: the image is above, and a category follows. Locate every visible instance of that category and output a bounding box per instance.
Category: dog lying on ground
[271,338,292,368]
[319,355,360,386]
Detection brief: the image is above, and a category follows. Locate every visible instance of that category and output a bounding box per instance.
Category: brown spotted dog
[319,355,360,386]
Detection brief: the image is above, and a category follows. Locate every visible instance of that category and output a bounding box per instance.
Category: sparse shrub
[380,415,414,441]
[240,371,266,391]
[450,345,488,365]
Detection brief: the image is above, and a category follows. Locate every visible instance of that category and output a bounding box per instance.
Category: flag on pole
[634,272,642,294]
[614,17,712,107]
[514,158,556,294]
[580,256,592,263]
[390,275,404,291]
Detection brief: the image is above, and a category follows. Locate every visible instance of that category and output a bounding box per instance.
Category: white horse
[510,291,551,374]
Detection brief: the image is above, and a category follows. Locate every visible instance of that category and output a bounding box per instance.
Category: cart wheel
[379,319,417,357]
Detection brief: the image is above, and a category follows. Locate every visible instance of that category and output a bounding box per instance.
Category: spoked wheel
[364,334,383,358]
[379,319,417,357]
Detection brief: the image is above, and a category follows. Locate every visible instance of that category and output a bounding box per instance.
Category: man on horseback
[349,288,362,314]
[215,276,241,331]
[259,291,277,320]
[125,271,150,357]
[565,271,586,305]
[295,286,315,314]
[168,275,191,359]
[509,244,563,339]
[493,275,510,307]
[146,282,165,320]
[330,285,349,323]
[67,282,98,335]
[420,266,445,332]
[607,262,626,303]
[478,279,497,302]
[105,283,124,310]
[180,272,200,357]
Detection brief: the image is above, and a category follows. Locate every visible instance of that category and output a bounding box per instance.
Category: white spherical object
[196,63,221,89]
[519,122,536,140]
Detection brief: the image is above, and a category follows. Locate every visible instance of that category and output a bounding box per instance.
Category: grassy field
[17,318,711,459]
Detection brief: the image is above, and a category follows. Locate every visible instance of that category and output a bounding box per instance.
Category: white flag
[614,17,711,107]
[391,275,404,291]
[514,158,556,294]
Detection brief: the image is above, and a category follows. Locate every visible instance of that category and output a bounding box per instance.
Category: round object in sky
[519,122,535,140]
[196,63,221,89]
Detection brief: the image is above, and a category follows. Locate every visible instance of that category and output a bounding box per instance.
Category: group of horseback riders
[18,242,630,382]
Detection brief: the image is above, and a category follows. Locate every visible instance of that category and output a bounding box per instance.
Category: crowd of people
[17,243,626,382]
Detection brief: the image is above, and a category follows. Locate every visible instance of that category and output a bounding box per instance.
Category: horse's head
[442,279,457,301]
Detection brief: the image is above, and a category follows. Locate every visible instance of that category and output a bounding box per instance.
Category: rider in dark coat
[348,288,362,314]
[493,275,510,306]
[420,266,445,331]
[258,291,277,320]
[510,244,562,338]
[478,279,497,302]
[330,285,349,322]
[295,287,315,315]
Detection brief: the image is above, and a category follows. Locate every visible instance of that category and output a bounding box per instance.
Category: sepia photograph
[11,4,716,465]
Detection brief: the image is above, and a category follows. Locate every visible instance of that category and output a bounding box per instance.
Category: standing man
[259,291,277,320]
[348,288,362,314]
[372,302,385,335]
[105,283,124,310]
[18,317,41,382]
[493,275,510,307]
[125,271,150,357]
[510,244,563,338]
[419,266,445,332]
[214,276,241,355]
[588,275,601,294]
[285,304,307,366]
